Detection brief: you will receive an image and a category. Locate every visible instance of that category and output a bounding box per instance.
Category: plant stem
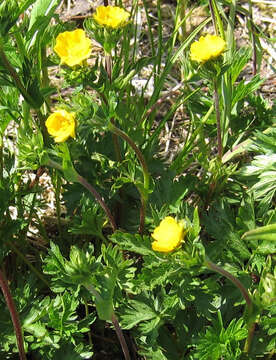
[248,0,257,76]
[47,159,117,232]
[209,0,225,39]
[0,137,3,182]
[85,284,130,359]
[109,123,150,233]
[6,241,50,288]
[84,298,93,350]
[0,47,34,107]
[53,171,63,240]
[138,194,146,235]
[213,78,223,159]
[112,313,131,360]
[104,50,122,164]
[206,259,257,354]
[0,270,27,360]
[77,174,117,232]
[110,119,122,162]
[208,0,219,36]
[205,259,252,310]
[243,322,256,354]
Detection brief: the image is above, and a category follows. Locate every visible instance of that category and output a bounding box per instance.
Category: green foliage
[194,314,247,360]
[0,0,275,358]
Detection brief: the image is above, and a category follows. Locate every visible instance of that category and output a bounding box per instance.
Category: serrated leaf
[24,322,48,338]
[110,231,156,256]
[120,300,158,330]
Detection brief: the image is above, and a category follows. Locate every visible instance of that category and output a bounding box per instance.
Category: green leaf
[29,0,59,30]
[110,231,156,256]
[194,314,247,360]
[232,75,264,107]
[236,196,256,235]
[256,241,276,254]
[24,322,48,338]
[230,47,252,84]
[57,143,79,183]
[242,224,276,242]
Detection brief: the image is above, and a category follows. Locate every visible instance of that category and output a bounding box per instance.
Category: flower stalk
[85,284,130,360]
[0,47,34,107]
[47,159,117,232]
[77,174,117,232]
[205,258,256,354]
[0,269,26,360]
[112,313,131,360]
[205,258,252,310]
[243,322,256,354]
[108,123,150,233]
[213,78,223,159]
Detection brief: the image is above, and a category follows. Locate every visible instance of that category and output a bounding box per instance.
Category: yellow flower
[190,34,226,64]
[151,217,185,253]
[46,110,76,143]
[54,29,92,67]
[93,6,130,29]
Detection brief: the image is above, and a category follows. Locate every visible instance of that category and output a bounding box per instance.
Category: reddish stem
[0,270,26,360]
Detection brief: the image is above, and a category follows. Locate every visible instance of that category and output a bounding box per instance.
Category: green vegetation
[0,0,275,359]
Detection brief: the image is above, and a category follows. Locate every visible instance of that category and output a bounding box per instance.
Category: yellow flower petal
[46,110,76,143]
[54,29,92,67]
[151,216,185,253]
[93,6,130,29]
[190,34,226,63]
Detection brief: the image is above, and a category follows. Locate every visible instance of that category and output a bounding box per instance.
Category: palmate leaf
[135,261,181,291]
[194,315,247,360]
[120,299,158,330]
[101,244,136,292]
[109,231,156,256]
[120,290,179,332]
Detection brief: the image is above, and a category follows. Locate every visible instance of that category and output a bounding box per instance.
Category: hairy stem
[248,0,257,76]
[0,138,3,182]
[77,175,117,232]
[0,270,26,360]
[6,241,50,288]
[47,159,117,232]
[205,259,252,310]
[104,50,122,164]
[213,78,223,159]
[0,47,34,107]
[84,298,93,350]
[206,257,256,355]
[208,0,219,36]
[243,322,256,354]
[53,171,63,240]
[109,123,150,233]
[112,313,131,360]
[85,284,130,359]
